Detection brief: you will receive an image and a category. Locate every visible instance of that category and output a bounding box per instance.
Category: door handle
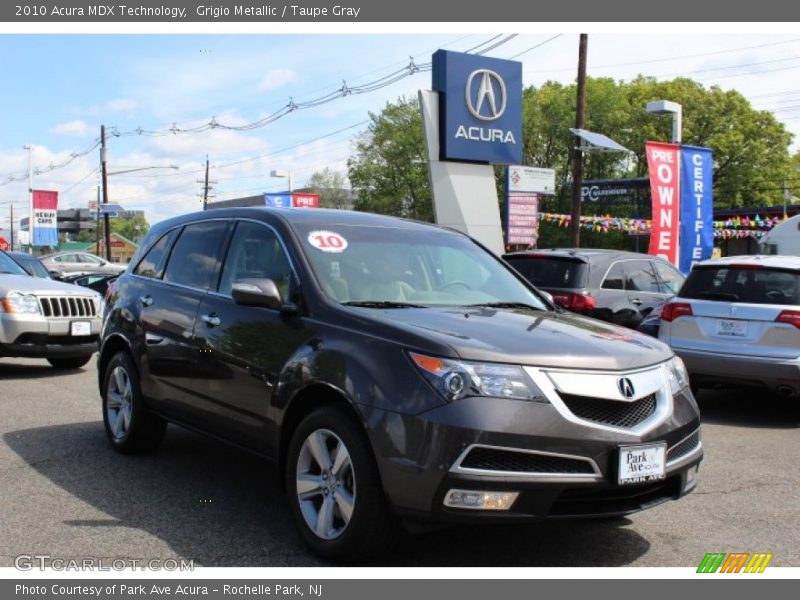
[139,295,153,307]
[201,314,221,327]
[631,298,643,306]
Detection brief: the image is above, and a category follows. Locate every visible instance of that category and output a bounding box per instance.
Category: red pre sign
[0,237,8,251]
[292,193,320,208]
[646,141,681,266]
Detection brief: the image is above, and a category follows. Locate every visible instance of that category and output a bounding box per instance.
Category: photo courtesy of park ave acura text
[0,21,798,572]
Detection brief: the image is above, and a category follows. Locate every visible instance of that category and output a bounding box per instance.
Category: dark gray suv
[99,208,702,561]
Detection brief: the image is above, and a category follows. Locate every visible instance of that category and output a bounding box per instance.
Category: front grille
[38,296,97,318]
[667,430,701,463]
[559,392,657,429]
[459,447,595,474]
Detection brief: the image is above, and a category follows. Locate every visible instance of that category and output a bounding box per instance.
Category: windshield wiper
[465,302,546,311]
[696,291,739,301]
[343,300,428,309]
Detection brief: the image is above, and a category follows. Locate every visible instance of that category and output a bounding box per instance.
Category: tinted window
[625,261,661,293]
[505,257,587,289]
[219,222,292,298]
[163,222,231,290]
[79,254,104,265]
[652,261,685,294]
[134,230,177,279]
[681,266,800,305]
[0,251,26,275]
[601,263,625,290]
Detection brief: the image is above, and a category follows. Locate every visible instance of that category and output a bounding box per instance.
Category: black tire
[690,384,701,398]
[47,355,92,370]
[286,405,400,562]
[101,351,166,454]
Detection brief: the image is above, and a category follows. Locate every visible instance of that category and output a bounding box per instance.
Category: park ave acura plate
[618,443,666,485]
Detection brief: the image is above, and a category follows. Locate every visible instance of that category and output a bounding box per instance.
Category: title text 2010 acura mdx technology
[98,208,702,561]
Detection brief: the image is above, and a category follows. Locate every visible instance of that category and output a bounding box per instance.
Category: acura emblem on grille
[618,377,635,399]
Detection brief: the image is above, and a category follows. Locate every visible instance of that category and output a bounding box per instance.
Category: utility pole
[95,184,101,256]
[24,144,33,254]
[100,125,111,261]
[784,178,790,220]
[9,205,14,252]
[569,34,588,248]
[198,155,216,210]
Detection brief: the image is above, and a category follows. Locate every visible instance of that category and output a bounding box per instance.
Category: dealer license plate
[618,443,666,485]
[70,321,91,336]
[716,318,747,337]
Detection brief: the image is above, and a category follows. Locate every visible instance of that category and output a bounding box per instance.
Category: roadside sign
[508,166,555,194]
[0,237,8,251]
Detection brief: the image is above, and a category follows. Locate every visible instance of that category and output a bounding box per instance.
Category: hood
[360,306,672,371]
[0,273,101,297]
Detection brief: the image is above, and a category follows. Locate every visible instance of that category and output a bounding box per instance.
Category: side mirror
[231,278,283,310]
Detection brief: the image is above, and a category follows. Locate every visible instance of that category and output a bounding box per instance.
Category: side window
[219,222,292,298]
[625,261,661,293]
[134,230,177,279]
[652,261,685,295]
[601,263,625,290]
[163,221,231,290]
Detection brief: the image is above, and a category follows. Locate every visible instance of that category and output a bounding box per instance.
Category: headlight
[0,292,41,314]
[409,352,547,402]
[667,356,690,394]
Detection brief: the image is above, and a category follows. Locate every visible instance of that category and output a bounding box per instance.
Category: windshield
[0,251,27,275]
[295,223,547,309]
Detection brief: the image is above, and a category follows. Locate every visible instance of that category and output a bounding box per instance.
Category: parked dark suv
[99,209,701,561]
[503,249,685,330]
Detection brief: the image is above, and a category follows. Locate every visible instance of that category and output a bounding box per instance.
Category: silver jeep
[0,250,104,369]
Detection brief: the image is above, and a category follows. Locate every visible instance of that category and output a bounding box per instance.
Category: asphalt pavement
[1,356,798,567]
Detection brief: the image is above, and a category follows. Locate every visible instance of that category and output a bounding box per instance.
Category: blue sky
[1,33,799,233]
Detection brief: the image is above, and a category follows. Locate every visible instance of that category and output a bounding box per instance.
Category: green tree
[307,168,352,209]
[109,214,149,241]
[348,97,432,221]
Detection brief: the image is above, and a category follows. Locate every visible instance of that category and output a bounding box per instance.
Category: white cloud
[258,68,299,92]
[50,120,92,136]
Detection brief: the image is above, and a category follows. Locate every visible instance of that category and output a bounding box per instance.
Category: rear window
[680,266,800,305]
[505,257,587,289]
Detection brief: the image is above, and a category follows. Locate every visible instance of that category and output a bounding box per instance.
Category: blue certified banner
[264,193,292,208]
[679,146,714,274]
[432,50,522,164]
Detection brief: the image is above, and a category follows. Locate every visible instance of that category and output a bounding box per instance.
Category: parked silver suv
[0,250,104,369]
[659,255,800,397]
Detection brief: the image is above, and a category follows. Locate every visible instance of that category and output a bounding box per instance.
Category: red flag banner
[32,189,59,247]
[645,142,680,266]
[291,193,320,208]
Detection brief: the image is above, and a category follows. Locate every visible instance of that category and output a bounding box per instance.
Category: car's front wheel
[101,352,166,454]
[286,406,400,562]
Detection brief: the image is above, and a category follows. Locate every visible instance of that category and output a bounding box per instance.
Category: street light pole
[23,144,32,254]
[646,100,683,145]
[100,125,111,261]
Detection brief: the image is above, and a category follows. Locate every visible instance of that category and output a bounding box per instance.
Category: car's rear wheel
[286,406,399,562]
[102,352,166,454]
[47,355,92,370]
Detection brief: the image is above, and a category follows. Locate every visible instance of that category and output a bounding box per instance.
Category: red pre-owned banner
[645,141,681,266]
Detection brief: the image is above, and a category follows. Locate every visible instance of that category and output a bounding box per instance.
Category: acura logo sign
[618,377,636,399]
[465,69,507,121]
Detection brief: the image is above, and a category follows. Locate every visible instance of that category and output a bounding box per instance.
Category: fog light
[687,466,698,483]
[443,489,519,511]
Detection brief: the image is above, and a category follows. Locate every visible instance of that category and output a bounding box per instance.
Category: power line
[507,34,564,60]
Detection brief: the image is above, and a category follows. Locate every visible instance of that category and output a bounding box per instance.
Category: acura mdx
[98,208,702,561]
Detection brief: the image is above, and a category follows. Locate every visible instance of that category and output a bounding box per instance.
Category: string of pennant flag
[535,212,786,239]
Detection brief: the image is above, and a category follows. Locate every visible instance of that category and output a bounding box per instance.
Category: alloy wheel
[106,365,133,440]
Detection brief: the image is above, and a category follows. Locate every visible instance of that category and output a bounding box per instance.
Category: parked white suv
[659,255,800,397]
[0,250,104,369]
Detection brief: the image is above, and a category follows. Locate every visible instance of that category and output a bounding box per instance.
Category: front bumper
[674,346,800,393]
[367,387,701,522]
[0,313,101,358]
